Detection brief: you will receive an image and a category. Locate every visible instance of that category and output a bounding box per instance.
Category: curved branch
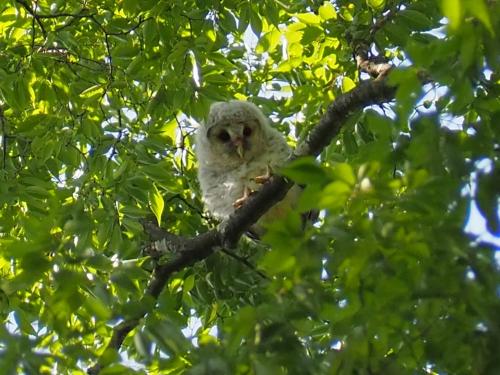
[87,77,397,375]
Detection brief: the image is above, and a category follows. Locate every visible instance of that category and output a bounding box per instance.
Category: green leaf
[112,44,140,58]
[343,130,359,154]
[146,318,190,355]
[256,29,281,54]
[398,9,433,31]
[281,157,329,185]
[83,295,112,320]
[383,21,410,46]
[249,7,263,36]
[0,0,497,373]
[260,250,296,274]
[367,0,386,11]
[342,76,356,93]
[319,2,337,20]
[364,110,393,139]
[318,180,352,209]
[134,331,152,358]
[149,184,165,226]
[100,364,135,375]
[465,0,493,34]
[79,84,104,99]
[295,13,321,25]
[183,274,195,293]
[441,0,463,30]
[476,170,500,233]
[297,184,323,211]
[331,163,356,186]
[143,18,159,47]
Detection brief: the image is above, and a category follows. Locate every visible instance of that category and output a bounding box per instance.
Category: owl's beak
[234,139,244,158]
[236,144,244,158]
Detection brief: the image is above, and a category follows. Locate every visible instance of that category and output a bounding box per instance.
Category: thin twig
[16,0,93,20]
[165,194,207,219]
[220,248,269,279]
[15,0,47,37]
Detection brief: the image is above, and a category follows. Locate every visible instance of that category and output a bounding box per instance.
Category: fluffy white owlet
[195,100,299,235]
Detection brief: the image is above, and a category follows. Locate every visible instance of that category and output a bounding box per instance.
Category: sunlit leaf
[295,13,321,25]
[149,184,165,226]
[441,0,463,29]
[367,0,386,11]
[319,2,337,20]
[79,85,104,99]
[0,1,498,374]
[342,76,356,93]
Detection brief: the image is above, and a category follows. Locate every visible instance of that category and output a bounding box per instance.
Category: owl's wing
[265,127,293,167]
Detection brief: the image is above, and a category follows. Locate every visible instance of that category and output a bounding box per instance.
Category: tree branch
[87,77,397,374]
[15,0,92,20]
[350,5,401,79]
[15,0,47,37]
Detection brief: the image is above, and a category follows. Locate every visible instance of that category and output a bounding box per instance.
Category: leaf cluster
[0,0,499,374]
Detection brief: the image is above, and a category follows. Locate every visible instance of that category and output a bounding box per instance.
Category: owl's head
[196,101,269,166]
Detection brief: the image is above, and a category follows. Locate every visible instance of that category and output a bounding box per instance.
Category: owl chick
[195,100,299,235]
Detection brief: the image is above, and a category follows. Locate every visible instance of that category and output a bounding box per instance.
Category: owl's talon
[233,186,252,209]
[253,165,272,184]
[254,175,270,184]
[233,196,247,209]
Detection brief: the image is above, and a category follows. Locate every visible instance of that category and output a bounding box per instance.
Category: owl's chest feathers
[222,159,267,190]
[203,157,269,196]
[199,151,286,219]
[197,126,292,220]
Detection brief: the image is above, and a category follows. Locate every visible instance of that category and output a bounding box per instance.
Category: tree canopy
[0,0,499,374]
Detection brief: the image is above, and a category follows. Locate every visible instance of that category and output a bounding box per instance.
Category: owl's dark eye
[218,130,231,142]
[243,126,252,137]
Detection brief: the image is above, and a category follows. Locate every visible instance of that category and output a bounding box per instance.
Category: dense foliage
[0,0,499,374]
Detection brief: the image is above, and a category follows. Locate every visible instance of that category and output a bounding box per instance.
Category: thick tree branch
[355,52,393,79]
[87,77,397,374]
[350,5,401,79]
[295,79,395,157]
